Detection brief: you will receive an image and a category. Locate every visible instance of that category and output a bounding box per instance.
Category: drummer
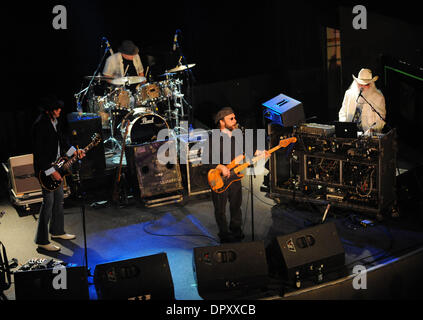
[103,40,147,92]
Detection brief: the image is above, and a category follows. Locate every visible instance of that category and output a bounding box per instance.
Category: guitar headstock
[91,133,102,146]
[279,137,297,148]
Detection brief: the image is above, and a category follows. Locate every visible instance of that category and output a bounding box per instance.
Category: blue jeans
[35,183,65,245]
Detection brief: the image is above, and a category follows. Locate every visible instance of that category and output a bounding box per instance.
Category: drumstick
[145,66,150,80]
[124,64,129,77]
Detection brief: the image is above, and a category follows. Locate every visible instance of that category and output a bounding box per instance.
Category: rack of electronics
[262,94,397,219]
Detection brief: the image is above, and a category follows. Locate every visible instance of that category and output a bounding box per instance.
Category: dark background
[1,0,422,164]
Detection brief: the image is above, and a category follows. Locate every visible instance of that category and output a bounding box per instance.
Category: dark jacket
[32,113,71,174]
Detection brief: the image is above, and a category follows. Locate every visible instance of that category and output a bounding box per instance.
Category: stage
[1,145,423,301]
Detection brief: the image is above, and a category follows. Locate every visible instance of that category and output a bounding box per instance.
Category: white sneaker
[38,243,61,252]
[51,233,76,240]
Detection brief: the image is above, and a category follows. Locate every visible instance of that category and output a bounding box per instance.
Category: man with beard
[339,68,386,134]
[210,107,268,243]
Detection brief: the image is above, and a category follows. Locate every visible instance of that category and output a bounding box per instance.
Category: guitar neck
[232,138,296,174]
[62,143,94,171]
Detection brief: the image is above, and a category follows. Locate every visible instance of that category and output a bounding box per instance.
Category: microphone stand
[73,149,91,277]
[74,41,112,115]
[359,92,391,131]
[248,162,256,241]
[174,35,195,126]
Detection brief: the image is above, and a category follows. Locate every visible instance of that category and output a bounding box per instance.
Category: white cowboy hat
[352,68,379,85]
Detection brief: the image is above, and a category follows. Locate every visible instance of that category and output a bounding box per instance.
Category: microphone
[356,88,363,103]
[173,29,180,51]
[102,37,114,55]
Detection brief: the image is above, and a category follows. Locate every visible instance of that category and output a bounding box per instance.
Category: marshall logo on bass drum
[38,134,102,191]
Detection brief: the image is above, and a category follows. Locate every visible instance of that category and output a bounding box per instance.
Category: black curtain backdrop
[1,1,422,163]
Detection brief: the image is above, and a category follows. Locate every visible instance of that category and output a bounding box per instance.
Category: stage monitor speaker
[267,222,345,284]
[94,252,174,300]
[193,241,270,299]
[126,140,183,198]
[262,93,305,127]
[7,154,41,195]
[66,113,105,180]
[14,266,89,300]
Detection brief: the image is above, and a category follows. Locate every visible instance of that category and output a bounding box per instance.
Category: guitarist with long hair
[32,95,85,252]
[210,107,269,243]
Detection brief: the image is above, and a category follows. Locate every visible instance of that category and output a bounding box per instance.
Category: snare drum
[121,112,170,145]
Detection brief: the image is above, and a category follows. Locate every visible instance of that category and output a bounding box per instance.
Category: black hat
[214,107,235,125]
[118,40,139,55]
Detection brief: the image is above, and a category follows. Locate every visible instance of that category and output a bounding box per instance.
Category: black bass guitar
[38,134,101,191]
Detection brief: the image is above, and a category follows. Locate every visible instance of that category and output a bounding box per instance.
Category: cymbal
[111,76,146,85]
[84,75,113,81]
[167,64,196,73]
[158,72,176,78]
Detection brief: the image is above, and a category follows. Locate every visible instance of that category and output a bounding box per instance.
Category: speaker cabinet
[193,241,270,299]
[14,266,89,300]
[262,93,305,127]
[7,154,41,195]
[126,140,183,198]
[179,136,211,196]
[66,113,105,180]
[94,253,174,300]
[268,222,345,285]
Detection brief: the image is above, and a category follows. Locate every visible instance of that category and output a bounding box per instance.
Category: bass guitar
[38,134,102,191]
[207,137,297,193]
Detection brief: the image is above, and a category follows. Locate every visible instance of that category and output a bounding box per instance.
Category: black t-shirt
[122,58,139,92]
[122,58,138,77]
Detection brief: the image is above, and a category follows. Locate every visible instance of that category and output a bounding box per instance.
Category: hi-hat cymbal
[167,64,196,73]
[111,76,146,85]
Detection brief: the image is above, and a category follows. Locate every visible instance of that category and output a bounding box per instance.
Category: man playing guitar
[32,95,85,252]
[210,107,269,243]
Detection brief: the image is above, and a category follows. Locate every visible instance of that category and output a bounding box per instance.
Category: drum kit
[84,63,195,154]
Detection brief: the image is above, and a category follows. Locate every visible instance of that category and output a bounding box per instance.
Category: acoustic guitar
[38,134,101,191]
[207,137,297,193]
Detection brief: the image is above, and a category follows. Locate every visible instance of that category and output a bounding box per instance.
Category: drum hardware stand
[103,106,122,154]
[103,87,125,155]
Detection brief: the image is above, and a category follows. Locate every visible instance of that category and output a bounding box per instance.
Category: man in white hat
[339,68,386,134]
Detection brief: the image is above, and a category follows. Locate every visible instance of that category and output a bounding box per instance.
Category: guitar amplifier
[126,140,183,198]
[262,93,305,127]
[66,113,105,180]
[179,135,211,196]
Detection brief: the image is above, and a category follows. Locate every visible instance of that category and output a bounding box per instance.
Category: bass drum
[121,112,170,145]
